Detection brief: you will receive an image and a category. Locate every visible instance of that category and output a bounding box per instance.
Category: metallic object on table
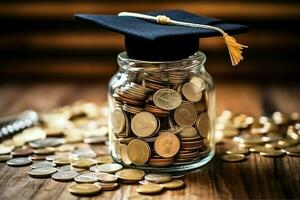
[0,110,39,141]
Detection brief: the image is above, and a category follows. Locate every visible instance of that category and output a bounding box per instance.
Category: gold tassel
[223,33,248,66]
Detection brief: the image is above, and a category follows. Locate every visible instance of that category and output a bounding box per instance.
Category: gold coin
[127,139,151,165]
[131,112,157,137]
[97,173,118,183]
[115,169,145,181]
[33,147,56,155]
[71,159,96,168]
[56,144,75,152]
[128,195,153,200]
[196,112,211,138]
[179,127,198,138]
[120,144,132,165]
[94,182,119,191]
[182,79,204,102]
[221,154,246,162]
[161,180,185,189]
[153,89,182,110]
[68,183,101,195]
[112,109,126,134]
[53,158,70,165]
[259,149,285,157]
[285,146,300,156]
[154,132,180,158]
[226,147,249,155]
[93,155,113,164]
[144,173,172,183]
[174,102,197,127]
[136,184,164,194]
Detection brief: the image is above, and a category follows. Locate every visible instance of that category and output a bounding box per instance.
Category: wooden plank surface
[0,81,299,200]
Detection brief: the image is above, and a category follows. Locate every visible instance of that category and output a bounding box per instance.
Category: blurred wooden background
[0,0,300,82]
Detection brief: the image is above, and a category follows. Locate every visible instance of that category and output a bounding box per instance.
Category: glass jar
[108,51,215,173]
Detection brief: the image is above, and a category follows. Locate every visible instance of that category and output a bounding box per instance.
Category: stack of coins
[110,74,211,167]
[217,111,300,162]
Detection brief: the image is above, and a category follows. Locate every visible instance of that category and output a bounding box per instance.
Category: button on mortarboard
[75,10,248,62]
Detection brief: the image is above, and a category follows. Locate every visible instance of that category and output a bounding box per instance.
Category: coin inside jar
[131,112,157,137]
[179,127,198,138]
[174,102,197,127]
[127,139,151,165]
[196,112,211,138]
[153,89,182,110]
[182,76,204,102]
[154,132,180,158]
[112,109,126,134]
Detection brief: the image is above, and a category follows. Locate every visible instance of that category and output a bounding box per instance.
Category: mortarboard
[74,10,248,65]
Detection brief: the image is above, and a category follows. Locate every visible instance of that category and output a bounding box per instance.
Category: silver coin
[58,165,72,171]
[29,138,64,148]
[153,89,182,110]
[74,173,98,183]
[52,171,78,181]
[29,167,57,178]
[7,157,32,166]
[31,161,56,168]
[94,163,123,173]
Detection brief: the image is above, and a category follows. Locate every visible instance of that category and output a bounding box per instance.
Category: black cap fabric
[75,10,248,61]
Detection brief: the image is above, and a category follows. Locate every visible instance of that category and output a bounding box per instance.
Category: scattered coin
[74,173,98,183]
[221,154,246,162]
[97,173,118,183]
[153,89,182,110]
[136,184,164,194]
[226,147,249,155]
[0,154,13,162]
[154,132,180,158]
[56,144,76,152]
[51,171,78,181]
[53,158,70,165]
[0,146,13,155]
[95,163,123,173]
[285,146,300,156]
[29,138,63,148]
[131,112,157,137]
[7,157,32,166]
[161,180,185,189]
[93,155,113,164]
[94,182,119,191]
[127,195,153,200]
[12,147,33,157]
[145,173,172,183]
[71,159,96,169]
[33,147,56,155]
[68,183,101,195]
[259,149,285,157]
[127,139,151,165]
[29,167,57,178]
[84,136,107,144]
[115,169,145,181]
[31,161,56,168]
[29,155,46,161]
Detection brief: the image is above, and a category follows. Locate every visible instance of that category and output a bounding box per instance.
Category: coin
[7,157,32,166]
[128,195,153,200]
[51,171,78,181]
[174,103,197,127]
[120,144,132,165]
[74,174,98,183]
[0,154,13,162]
[56,144,76,152]
[31,161,56,168]
[12,147,33,157]
[221,154,246,162]
[95,163,123,173]
[285,146,300,156]
[29,138,63,148]
[182,81,204,102]
[71,159,96,168]
[154,132,180,158]
[97,173,118,183]
[29,167,57,178]
[136,184,164,194]
[145,173,172,183]
[161,180,185,189]
[259,149,285,157]
[153,89,182,110]
[179,127,198,138]
[94,182,119,191]
[226,147,249,155]
[84,136,107,144]
[131,112,157,137]
[93,155,113,164]
[0,146,13,155]
[196,113,211,138]
[33,147,56,155]
[53,158,70,165]
[68,183,101,195]
[127,139,151,165]
[115,169,145,181]
[29,155,46,161]
[112,109,126,134]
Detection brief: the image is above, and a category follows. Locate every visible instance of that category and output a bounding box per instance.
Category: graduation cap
[75,10,248,66]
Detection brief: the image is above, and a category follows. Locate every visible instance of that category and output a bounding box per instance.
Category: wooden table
[0,81,299,200]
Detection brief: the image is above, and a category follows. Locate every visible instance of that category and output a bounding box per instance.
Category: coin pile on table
[0,101,186,197]
[216,111,300,162]
[111,75,212,167]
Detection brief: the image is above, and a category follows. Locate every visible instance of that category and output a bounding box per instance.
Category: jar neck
[117,51,206,74]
